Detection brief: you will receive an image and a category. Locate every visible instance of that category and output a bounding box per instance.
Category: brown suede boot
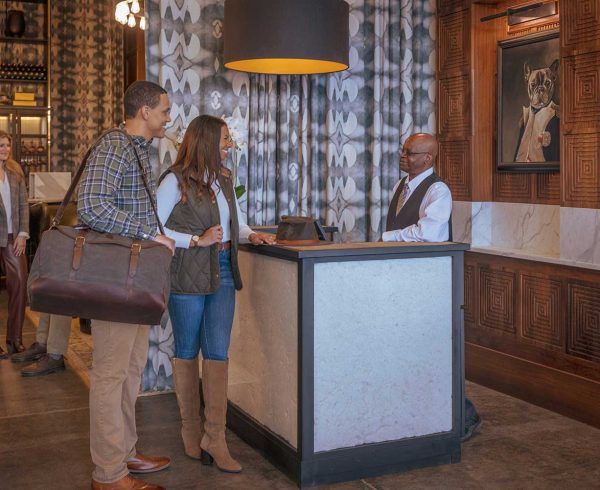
[200,359,242,473]
[172,357,202,459]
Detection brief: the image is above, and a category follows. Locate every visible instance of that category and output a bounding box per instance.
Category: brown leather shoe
[0,346,8,360]
[91,474,164,489]
[21,354,65,377]
[126,453,170,474]
[11,341,47,363]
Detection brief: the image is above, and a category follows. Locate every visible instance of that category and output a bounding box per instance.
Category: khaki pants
[35,313,72,356]
[89,320,149,483]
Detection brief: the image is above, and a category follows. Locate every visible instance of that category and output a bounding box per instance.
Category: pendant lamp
[224,0,349,75]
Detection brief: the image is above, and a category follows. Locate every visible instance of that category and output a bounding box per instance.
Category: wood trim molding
[465,251,600,426]
[466,342,600,428]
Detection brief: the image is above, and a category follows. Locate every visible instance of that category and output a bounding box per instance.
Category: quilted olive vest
[162,167,242,294]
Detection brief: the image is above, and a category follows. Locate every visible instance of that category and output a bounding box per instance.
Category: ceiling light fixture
[224,0,350,75]
[115,0,146,30]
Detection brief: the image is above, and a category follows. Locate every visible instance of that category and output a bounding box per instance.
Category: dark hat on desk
[275,216,332,245]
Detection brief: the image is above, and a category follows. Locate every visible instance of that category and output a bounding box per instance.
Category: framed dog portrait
[497,31,560,171]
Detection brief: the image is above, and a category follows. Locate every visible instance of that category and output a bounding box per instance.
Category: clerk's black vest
[385,172,453,241]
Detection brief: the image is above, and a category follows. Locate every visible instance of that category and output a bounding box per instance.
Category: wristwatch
[191,234,200,247]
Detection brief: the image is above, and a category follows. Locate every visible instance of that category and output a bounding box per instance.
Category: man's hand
[13,236,26,256]
[199,225,223,247]
[154,234,176,254]
[248,232,277,246]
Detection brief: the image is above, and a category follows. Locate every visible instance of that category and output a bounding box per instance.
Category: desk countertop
[240,241,470,260]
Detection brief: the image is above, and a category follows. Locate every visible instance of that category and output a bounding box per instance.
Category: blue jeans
[168,250,235,361]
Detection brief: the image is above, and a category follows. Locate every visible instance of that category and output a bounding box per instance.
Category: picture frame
[507,1,559,35]
[497,30,560,171]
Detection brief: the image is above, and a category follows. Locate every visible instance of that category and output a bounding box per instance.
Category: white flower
[175,128,185,146]
[222,115,247,151]
[165,127,186,150]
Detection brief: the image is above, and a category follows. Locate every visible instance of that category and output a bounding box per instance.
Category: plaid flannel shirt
[77,127,158,240]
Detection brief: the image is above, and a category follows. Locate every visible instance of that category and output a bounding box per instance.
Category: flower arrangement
[222,114,248,198]
[165,127,185,151]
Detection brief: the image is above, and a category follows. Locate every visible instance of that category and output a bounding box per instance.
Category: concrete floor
[2,300,600,489]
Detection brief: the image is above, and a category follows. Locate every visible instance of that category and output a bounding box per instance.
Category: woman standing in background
[0,130,29,358]
[157,114,274,474]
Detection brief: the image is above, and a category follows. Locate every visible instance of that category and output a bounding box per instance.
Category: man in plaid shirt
[78,81,174,490]
[78,130,160,241]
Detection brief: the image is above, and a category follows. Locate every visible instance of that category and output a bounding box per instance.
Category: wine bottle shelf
[0,63,48,82]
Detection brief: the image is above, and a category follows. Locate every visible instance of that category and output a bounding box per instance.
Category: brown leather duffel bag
[27,129,172,325]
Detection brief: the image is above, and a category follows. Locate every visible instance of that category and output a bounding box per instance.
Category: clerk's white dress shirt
[156,172,254,249]
[381,167,452,242]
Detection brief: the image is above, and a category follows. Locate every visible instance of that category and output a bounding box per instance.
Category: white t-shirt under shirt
[0,174,12,234]
[381,167,452,243]
[156,172,253,249]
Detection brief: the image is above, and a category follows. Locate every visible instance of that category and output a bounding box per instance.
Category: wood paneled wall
[123,26,146,90]
[465,252,600,427]
[438,0,475,201]
[440,1,600,426]
[561,0,600,208]
[437,0,575,205]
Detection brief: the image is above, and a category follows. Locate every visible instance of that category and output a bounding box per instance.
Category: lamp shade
[224,0,349,75]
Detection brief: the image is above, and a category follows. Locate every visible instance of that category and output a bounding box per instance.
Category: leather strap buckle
[129,241,142,280]
[72,234,86,273]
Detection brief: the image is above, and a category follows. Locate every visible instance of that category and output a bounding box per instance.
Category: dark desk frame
[227,242,469,488]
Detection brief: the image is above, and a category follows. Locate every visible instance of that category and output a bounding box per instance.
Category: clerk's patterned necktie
[395,179,410,216]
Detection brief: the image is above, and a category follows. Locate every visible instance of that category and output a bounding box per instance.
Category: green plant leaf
[235,184,246,199]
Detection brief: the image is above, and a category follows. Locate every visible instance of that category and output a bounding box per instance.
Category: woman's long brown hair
[170,115,225,203]
[0,130,25,179]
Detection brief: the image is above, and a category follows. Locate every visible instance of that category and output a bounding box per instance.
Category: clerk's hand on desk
[248,232,276,245]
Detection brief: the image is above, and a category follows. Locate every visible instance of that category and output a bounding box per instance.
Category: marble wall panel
[560,207,600,265]
[228,251,298,448]
[452,201,492,246]
[452,201,472,243]
[312,257,453,452]
[454,202,559,257]
[490,203,560,256]
[471,202,493,247]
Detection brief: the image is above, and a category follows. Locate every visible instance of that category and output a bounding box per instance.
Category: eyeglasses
[399,147,430,157]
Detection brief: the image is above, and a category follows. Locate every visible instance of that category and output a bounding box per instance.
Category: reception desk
[226,241,468,487]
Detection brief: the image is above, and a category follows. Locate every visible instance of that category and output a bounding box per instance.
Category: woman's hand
[198,225,223,247]
[13,236,26,256]
[248,232,277,246]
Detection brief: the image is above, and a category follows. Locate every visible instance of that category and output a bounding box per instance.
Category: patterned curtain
[146,0,436,241]
[51,1,124,172]
[142,0,436,391]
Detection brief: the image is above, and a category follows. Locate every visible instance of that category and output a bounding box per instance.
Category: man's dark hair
[123,81,167,119]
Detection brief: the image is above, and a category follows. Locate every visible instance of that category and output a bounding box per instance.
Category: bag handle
[51,128,165,236]
[122,130,166,236]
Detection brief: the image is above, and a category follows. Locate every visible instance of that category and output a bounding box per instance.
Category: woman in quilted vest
[0,130,29,359]
[156,115,275,474]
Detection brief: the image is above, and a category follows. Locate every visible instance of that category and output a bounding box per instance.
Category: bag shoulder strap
[52,128,165,235]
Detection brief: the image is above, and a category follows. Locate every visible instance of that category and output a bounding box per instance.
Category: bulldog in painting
[514,59,559,163]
